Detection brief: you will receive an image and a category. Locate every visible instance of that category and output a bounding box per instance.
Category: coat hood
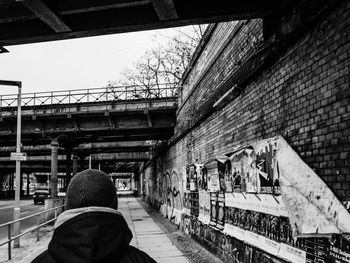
[48,207,133,263]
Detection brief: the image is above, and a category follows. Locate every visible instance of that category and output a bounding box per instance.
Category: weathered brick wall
[142,1,350,261]
[168,0,350,202]
[177,19,264,140]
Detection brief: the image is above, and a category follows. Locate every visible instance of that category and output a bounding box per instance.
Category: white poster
[277,136,350,236]
[225,192,286,217]
[260,236,280,256]
[223,224,246,241]
[208,167,220,192]
[198,190,211,224]
[278,243,306,263]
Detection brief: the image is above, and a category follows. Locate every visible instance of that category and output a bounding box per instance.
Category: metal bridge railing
[0,83,178,116]
[0,204,64,260]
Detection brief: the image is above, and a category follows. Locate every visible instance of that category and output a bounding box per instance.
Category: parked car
[33,188,50,204]
[58,191,66,198]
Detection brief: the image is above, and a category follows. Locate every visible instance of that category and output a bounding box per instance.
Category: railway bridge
[0,84,177,192]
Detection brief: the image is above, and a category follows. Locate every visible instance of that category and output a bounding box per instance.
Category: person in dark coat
[32,169,156,263]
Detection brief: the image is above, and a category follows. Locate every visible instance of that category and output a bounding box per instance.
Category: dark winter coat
[31,207,156,263]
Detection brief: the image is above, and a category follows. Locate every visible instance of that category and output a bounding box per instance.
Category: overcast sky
[0,27,181,96]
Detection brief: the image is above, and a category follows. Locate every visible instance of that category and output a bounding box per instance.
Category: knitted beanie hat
[65,169,118,210]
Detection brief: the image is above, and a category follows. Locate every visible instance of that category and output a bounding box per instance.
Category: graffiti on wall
[158,169,183,224]
[151,136,350,263]
[171,170,182,211]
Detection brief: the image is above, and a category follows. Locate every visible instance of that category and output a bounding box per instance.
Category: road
[0,199,45,243]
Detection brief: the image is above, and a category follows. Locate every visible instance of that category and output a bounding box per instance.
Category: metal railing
[0,204,64,260]
[0,83,178,116]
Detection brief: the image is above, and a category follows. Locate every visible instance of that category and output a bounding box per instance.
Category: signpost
[0,80,22,248]
[10,152,27,161]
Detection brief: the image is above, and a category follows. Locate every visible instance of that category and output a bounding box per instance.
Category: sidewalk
[17,197,189,263]
[119,197,189,263]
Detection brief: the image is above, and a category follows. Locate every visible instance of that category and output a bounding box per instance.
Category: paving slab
[119,197,190,263]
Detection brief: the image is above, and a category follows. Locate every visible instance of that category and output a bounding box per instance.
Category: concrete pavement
[120,197,189,263]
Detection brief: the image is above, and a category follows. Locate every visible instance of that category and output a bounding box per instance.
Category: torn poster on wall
[195,164,204,190]
[255,141,277,194]
[199,165,208,190]
[275,136,350,237]
[210,192,225,230]
[241,147,260,193]
[222,136,350,237]
[158,135,350,263]
[205,158,227,192]
[189,164,197,191]
[229,150,245,192]
[198,189,211,224]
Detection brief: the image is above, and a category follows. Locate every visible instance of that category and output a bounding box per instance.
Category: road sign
[10,152,27,161]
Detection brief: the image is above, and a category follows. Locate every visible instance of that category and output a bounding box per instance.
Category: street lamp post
[0,80,22,248]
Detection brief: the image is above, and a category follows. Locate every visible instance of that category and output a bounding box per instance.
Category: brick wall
[153,0,350,202]
[142,1,350,261]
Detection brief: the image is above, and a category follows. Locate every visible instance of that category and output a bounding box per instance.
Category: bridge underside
[0,0,294,46]
[0,159,143,174]
[0,100,176,147]
[0,98,175,174]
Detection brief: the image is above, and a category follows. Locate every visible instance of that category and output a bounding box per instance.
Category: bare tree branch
[108,25,208,99]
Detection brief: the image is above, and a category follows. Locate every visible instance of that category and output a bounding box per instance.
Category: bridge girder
[0,99,177,147]
[0,0,293,46]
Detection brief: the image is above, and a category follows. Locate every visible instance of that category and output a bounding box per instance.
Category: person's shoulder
[30,250,55,263]
[119,245,157,263]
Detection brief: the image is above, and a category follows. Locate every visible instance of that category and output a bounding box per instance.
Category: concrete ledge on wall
[213,85,242,111]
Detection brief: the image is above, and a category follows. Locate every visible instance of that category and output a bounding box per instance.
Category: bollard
[37,214,40,241]
[8,224,11,260]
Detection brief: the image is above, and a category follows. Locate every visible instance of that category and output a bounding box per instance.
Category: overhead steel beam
[92,152,149,161]
[0,144,64,152]
[59,1,150,16]
[0,152,149,162]
[150,0,178,21]
[17,0,71,33]
[0,0,293,46]
[0,163,137,173]
[74,141,154,151]
[0,1,151,23]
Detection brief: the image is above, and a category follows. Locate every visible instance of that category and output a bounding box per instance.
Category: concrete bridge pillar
[50,140,59,198]
[0,173,3,199]
[65,150,72,190]
[79,155,86,172]
[72,154,78,176]
[10,173,14,193]
[26,173,30,196]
